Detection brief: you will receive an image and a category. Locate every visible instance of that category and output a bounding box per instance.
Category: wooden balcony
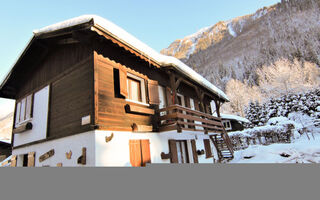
[158,104,224,133]
[157,104,234,157]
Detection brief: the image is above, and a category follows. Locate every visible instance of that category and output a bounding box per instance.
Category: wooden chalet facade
[0,15,233,166]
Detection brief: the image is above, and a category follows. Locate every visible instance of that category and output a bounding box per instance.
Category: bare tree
[257,58,320,99]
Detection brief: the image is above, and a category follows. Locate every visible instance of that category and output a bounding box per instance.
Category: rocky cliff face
[161,0,320,90]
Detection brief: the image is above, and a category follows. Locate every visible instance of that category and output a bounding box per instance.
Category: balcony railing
[157,104,234,156]
[158,104,223,133]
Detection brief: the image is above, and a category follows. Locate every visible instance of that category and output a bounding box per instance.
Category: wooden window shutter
[140,139,151,166]
[27,152,36,167]
[25,94,33,119]
[11,155,17,167]
[148,80,160,105]
[191,140,199,163]
[118,64,128,98]
[203,139,213,158]
[168,140,178,163]
[129,140,142,167]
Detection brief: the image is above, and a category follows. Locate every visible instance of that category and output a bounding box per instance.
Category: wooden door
[129,139,151,167]
[169,140,195,164]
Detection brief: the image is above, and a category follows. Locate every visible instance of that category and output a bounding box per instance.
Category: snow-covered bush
[245,88,320,128]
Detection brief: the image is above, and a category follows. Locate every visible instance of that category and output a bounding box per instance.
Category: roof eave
[0,36,36,94]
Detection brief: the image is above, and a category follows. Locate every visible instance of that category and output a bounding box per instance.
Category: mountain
[0,112,13,140]
[161,0,320,90]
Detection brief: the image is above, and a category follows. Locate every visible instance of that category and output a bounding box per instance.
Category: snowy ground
[230,134,320,163]
[230,114,320,163]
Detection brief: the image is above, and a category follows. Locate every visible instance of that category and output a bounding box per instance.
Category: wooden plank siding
[48,58,94,138]
[9,29,223,151]
[16,43,93,100]
[11,42,95,143]
[94,53,152,131]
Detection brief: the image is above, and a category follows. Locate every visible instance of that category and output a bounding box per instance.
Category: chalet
[0,15,233,167]
[220,114,250,132]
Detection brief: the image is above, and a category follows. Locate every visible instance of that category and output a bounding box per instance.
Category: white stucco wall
[13,86,50,147]
[13,129,219,167]
[95,130,217,166]
[12,131,95,167]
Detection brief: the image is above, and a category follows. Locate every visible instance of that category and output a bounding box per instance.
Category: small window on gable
[15,94,33,127]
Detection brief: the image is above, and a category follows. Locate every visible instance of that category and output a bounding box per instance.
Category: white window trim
[126,73,147,104]
[125,98,150,107]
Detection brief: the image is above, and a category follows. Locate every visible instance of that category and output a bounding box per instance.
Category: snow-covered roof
[32,15,229,101]
[220,114,250,123]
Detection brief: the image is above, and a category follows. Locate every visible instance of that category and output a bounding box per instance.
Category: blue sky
[0,0,280,116]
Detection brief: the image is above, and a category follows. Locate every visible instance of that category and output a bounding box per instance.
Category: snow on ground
[230,133,320,163]
[230,113,320,163]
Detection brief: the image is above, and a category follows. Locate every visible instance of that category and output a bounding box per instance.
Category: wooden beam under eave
[91,26,161,69]
[169,72,178,105]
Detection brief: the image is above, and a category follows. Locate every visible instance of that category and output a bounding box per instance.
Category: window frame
[176,140,190,164]
[223,120,232,130]
[15,93,34,128]
[125,73,148,105]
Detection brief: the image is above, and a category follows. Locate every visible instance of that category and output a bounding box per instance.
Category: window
[15,94,33,127]
[114,65,158,105]
[158,85,168,117]
[126,73,147,104]
[169,140,193,163]
[223,120,232,130]
[176,140,189,163]
[127,77,142,102]
[210,100,217,115]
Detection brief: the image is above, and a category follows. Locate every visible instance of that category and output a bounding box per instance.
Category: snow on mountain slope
[161,6,271,60]
[161,0,320,90]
